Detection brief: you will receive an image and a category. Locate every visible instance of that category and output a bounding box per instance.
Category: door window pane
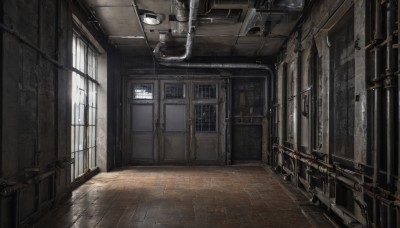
[194,84,216,99]
[165,105,186,132]
[165,83,185,99]
[195,104,217,132]
[133,83,153,99]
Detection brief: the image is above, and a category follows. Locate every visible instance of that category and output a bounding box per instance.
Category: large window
[71,32,98,181]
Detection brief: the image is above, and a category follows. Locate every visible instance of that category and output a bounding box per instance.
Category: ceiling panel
[110,37,147,45]
[86,0,131,7]
[93,7,142,36]
[192,36,237,56]
[258,37,287,56]
[196,23,243,36]
[233,44,260,56]
[118,45,151,56]
[236,36,262,44]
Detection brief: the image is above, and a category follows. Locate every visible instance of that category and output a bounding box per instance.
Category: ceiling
[82,0,305,57]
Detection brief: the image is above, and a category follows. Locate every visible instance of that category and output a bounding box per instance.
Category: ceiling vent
[239,8,288,36]
[198,9,242,24]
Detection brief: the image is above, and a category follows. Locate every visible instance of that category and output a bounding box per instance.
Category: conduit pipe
[373,0,383,226]
[294,30,302,187]
[383,1,396,227]
[397,0,400,225]
[274,144,363,192]
[154,0,199,61]
[384,0,395,193]
[159,62,276,164]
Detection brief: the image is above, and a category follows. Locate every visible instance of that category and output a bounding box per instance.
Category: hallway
[37,167,326,228]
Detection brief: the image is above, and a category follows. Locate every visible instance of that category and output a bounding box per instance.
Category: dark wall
[1,1,70,226]
[0,0,122,227]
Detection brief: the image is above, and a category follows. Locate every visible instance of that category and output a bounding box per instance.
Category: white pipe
[154,0,199,61]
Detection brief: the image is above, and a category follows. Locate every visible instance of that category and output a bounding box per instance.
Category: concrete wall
[0,0,121,226]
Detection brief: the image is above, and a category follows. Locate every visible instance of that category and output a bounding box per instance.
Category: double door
[125,79,223,165]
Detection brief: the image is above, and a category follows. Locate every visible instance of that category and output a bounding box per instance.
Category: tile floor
[38,166,325,228]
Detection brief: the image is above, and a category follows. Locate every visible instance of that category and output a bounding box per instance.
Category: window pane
[71,32,98,182]
[71,126,75,152]
[88,48,97,79]
[165,83,185,99]
[72,34,77,68]
[195,104,217,132]
[194,84,217,99]
[133,83,153,99]
[93,86,97,108]
[74,126,79,152]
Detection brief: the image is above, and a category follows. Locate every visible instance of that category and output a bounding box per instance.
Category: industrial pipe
[385,0,395,193]
[154,0,199,61]
[383,1,396,227]
[397,0,400,225]
[275,144,363,192]
[373,0,383,226]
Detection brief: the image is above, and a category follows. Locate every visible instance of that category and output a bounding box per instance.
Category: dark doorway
[232,78,265,162]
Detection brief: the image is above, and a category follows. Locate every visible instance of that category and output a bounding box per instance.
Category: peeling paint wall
[274,0,369,225]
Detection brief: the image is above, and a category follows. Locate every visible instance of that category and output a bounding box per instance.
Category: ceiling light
[141,13,163,25]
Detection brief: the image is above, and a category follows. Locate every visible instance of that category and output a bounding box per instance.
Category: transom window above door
[165,83,186,99]
[132,83,153,99]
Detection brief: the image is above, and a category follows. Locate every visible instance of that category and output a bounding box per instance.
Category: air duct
[153,0,199,61]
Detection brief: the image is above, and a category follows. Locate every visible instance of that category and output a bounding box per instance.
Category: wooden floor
[38,166,328,228]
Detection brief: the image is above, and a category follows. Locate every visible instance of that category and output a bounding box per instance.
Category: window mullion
[84,44,89,172]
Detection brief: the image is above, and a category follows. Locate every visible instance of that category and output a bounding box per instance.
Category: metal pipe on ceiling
[154,0,199,61]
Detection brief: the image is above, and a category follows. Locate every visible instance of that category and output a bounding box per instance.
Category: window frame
[71,28,99,181]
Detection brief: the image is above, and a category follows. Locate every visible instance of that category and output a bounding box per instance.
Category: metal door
[159,81,189,164]
[126,81,158,164]
[190,82,221,164]
[126,79,223,165]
